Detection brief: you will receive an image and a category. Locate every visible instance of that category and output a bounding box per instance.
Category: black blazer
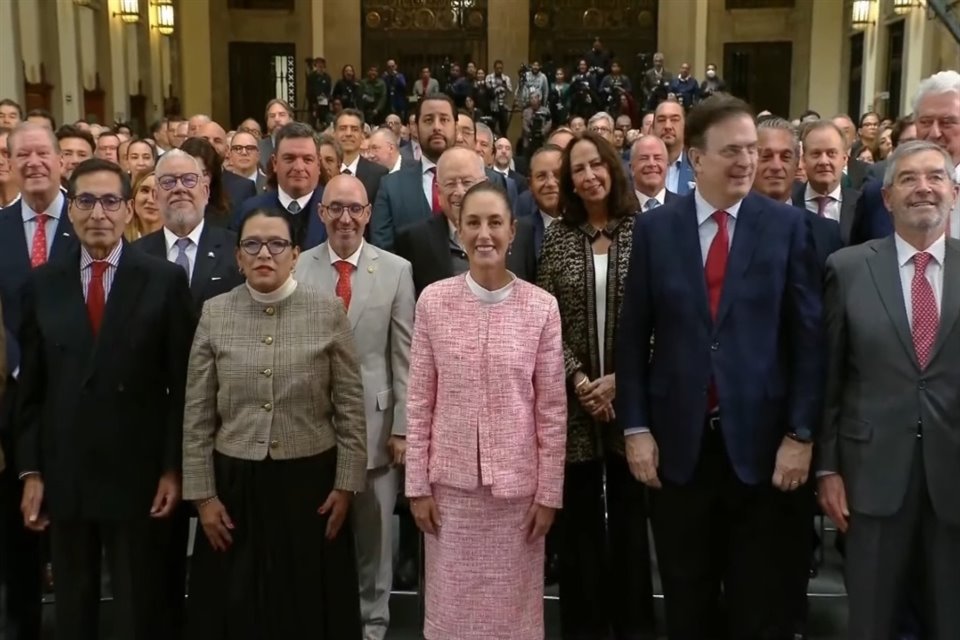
[791,181,859,245]
[16,244,195,520]
[355,156,388,207]
[371,164,432,251]
[394,214,537,297]
[133,224,243,313]
[221,170,258,216]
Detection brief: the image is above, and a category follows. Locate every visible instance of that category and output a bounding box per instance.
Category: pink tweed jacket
[405,275,567,509]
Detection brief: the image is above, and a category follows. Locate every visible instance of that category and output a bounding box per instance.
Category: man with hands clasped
[616,95,824,639]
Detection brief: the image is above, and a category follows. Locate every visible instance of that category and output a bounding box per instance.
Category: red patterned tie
[911,252,939,369]
[704,211,729,411]
[87,261,108,335]
[334,260,353,310]
[30,214,49,268]
[429,167,442,215]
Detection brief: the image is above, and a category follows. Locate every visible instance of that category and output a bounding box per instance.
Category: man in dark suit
[616,96,823,639]
[0,123,77,640]
[371,94,459,250]
[491,137,529,193]
[793,121,861,245]
[132,149,243,634]
[394,147,536,297]
[818,141,960,638]
[832,114,870,189]
[226,130,269,192]
[654,99,695,195]
[525,144,563,259]
[334,109,388,204]
[630,134,680,212]
[257,98,294,172]
[231,122,327,250]
[17,158,195,640]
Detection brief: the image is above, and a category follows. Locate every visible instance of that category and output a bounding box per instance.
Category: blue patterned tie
[644,198,659,212]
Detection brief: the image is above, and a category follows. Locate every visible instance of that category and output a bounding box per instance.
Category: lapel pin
[368,264,376,273]
[62,232,70,237]
[208,251,215,258]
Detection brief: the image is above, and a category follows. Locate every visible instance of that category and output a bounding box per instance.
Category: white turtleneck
[465,271,516,304]
[246,276,298,303]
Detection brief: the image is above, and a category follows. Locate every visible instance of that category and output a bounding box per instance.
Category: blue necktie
[644,198,660,212]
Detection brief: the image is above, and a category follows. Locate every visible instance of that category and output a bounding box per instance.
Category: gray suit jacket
[818,236,960,526]
[296,242,415,469]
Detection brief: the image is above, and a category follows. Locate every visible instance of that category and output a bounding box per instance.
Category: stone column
[0,0,24,105]
[487,0,529,139]
[808,0,845,117]
[177,0,213,118]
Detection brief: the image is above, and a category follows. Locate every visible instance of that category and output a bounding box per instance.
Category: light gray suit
[296,240,415,640]
[818,235,960,639]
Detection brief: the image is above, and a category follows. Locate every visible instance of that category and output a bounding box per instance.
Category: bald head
[321,174,370,259]
[322,174,369,206]
[198,121,228,158]
[437,147,487,224]
[188,114,212,138]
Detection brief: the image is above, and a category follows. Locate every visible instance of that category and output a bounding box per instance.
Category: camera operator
[382,58,408,120]
[570,59,600,121]
[549,68,571,129]
[485,59,514,137]
[599,60,633,113]
[522,90,553,157]
[306,56,332,130]
[444,63,472,109]
[359,64,387,126]
[585,37,612,81]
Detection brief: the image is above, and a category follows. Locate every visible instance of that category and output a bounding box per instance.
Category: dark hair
[800,119,847,146]
[891,114,916,148]
[55,125,95,153]
[263,98,293,121]
[559,130,637,225]
[684,94,754,151]
[274,122,319,153]
[799,109,820,120]
[27,109,56,129]
[98,131,120,143]
[126,138,157,159]
[459,181,513,223]
[67,158,131,199]
[0,99,23,119]
[335,108,365,127]
[415,93,456,123]
[180,137,230,212]
[237,207,297,245]
[858,111,880,127]
[530,143,564,164]
[493,59,503,66]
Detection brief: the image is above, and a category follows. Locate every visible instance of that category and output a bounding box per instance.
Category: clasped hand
[575,373,616,423]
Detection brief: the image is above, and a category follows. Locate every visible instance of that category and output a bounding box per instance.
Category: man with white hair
[187,114,212,138]
[587,111,615,143]
[853,70,960,244]
[630,134,675,210]
[367,128,406,173]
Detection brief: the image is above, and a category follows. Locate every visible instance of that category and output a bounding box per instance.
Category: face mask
[706,70,716,79]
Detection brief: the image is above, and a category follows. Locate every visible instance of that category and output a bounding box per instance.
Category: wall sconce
[154,0,175,36]
[892,0,923,14]
[114,0,141,23]
[851,0,875,27]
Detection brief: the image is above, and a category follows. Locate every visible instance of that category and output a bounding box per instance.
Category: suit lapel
[676,201,711,326]
[429,216,455,279]
[867,236,917,367]
[191,225,220,301]
[347,244,378,329]
[95,248,145,354]
[302,188,327,249]
[715,196,766,328]
[50,200,76,257]
[1,206,31,267]
[51,251,95,354]
[929,240,960,364]
[839,188,857,245]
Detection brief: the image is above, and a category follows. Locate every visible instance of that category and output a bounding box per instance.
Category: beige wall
[0,0,24,105]
[322,0,361,79]
[178,0,212,119]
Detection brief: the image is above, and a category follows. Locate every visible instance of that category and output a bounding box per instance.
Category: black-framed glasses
[239,239,293,256]
[156,173,200,190]
[322,202,370,219]
[72,194,125,211]
[230,145,258,154]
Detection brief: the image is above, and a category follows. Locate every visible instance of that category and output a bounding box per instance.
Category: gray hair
[7,121,60,155]
[588,111,614,130]
[155,148,204,175]
[912,71,960,114]
[437,146,486,178]
[882,139,956,188]
[370,128,399,148]
[475,122,494,144]
[629,134,668,163]
[757,116,800,156]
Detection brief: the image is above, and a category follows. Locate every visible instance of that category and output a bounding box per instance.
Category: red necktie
[911,252,939,369]
[87,261,108,335]
[704,211,729,411]
[429,167,442,215]
[30,214,49,268]
[334,260,353,310]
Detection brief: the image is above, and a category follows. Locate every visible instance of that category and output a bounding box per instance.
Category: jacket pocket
[838,417,872,442]
[377,388,393,411]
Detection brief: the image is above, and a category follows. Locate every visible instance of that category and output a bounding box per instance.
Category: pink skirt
[424,484,545,640]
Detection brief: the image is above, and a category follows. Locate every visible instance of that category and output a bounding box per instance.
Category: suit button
[263,336,274,345]
[263,402,273,411]
[265,306,275,316]
[710,342,719,351]
[117,383,125,392]
[919,380,927,390]
[270,440,279,449]
[263,368,272,377]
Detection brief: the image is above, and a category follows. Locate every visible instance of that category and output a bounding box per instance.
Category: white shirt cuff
[624,427,650,436]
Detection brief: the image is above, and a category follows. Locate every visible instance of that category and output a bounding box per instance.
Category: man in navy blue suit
[653,99,695,195]
[616,95,824,639]
[231,122,326,250]
[524,144,562,259]
[630,134,679,211]
[0,122,77,640]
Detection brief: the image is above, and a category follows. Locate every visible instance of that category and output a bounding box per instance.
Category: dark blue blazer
[514,190,537,219]
[222,170,257,213]
[671,153,695,195]
[850,177,893,245]
[230,187,327,250]
[370,165,432,251]
[615,192,824,485]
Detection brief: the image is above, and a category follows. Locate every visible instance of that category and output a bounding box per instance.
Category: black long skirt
[185,448,362,640]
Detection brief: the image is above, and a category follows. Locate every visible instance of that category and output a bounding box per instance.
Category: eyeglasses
[441,178,480,191]
[239,239,293,255]
[72,194,125,211]
[231,145,259,154]
[322,202,370,218]
[156,173,200,190]
[591,126,612,134]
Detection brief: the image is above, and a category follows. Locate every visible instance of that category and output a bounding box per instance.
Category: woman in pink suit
[405,181,567,640]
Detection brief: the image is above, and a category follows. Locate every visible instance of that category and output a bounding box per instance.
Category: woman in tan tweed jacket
[182,208,367,639]
[536,130,656,639]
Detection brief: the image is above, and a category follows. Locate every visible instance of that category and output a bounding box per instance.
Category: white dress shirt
[666,150,686,194]
[341,155,360,176]
[277,187,313,214]
[245,169,259,184]
[540,210,557,229]
[803,182,843,222]
[895,232,945,329]
[421,157,438,207]
[390,154,403,174]
[636,188,666,211]
[20,192,65,256]
[163,219,205,283]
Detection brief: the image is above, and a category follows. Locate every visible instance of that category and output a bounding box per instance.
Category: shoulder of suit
[828,238,881,268]
[367,244,412,272]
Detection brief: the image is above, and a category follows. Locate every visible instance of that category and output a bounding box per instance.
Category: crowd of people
[0,47,958,640]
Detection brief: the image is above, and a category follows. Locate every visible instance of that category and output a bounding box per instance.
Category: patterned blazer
[405,276,567,508]
[182,284,367,500]
[537,214,635,464]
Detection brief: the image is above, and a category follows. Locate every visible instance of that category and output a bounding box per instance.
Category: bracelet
[574,376,589,389]
[196,495,218,508]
